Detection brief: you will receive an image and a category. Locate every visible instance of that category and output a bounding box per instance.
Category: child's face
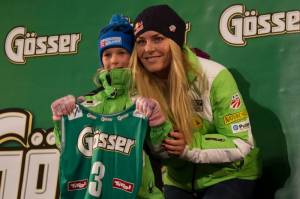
[102,47,130,70]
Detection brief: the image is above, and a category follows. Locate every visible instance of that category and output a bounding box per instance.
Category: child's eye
[118,50,126,55]
[103,53,111,57]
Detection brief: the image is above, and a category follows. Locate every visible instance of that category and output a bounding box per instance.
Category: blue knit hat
[98,14,134,66]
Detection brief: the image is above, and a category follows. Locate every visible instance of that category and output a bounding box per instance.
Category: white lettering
[5,27,26,63]
[243,10,257,36]
[272,12,285,33]
[219,4,244,46]
[78,127,135,155]
[4,26,81,64]
[0,110,60,199]
[220,5,300,46]
[257,14,271,35]
[286,11,300,31]
[78,127,94,157]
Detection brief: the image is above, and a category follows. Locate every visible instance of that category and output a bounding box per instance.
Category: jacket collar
[97,68,131,98]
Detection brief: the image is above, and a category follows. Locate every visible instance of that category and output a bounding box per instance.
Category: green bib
[60,104,148,199]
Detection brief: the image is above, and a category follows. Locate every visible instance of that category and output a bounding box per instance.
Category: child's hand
[132,96,166,127]
[51,95,76,120]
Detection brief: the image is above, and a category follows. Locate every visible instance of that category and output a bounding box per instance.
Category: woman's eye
[153,36,164,43]
[136,39,146,45]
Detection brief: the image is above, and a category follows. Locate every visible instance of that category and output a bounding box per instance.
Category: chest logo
[192,99,203,112]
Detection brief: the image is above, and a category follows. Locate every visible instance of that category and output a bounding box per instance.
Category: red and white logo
[68,104,83,120]
[134,21,144,35]
[112,178,134,193]
[100,37,122,48]
[100,40,106,48]
[68,179,88,191]
[230,93,241,109]
[169,25,177,32]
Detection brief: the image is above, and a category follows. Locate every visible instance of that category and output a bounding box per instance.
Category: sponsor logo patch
[68,179,88,191]
[113,178,134,193]
[192,115,202,128]
[86,113,97,119]
[101,116,113,122]
[231,119,250,133]
[169,25,177,32]
[192,99,203,112]
[100,37,122,48]
[224,111,248,124]
[68,104,83,120]
[230,93,241,109]
[134,21,144,35]
[117,113,129,121]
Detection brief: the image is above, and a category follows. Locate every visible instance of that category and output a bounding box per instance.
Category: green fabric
[54,68,164,199]
[161,50,261,190]
[60,104,147,198]
[149,119,173,145]
[183,45,199,83]
[53,121,61,149]
[196,69,250,150]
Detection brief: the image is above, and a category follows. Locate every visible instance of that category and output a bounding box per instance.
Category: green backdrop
[1,0,299,198]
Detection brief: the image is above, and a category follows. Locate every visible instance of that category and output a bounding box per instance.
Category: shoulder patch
[224,111,248,124]
[231,119,250,133]
[230,93,241,109]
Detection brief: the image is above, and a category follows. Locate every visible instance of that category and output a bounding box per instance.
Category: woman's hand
[163,131,186,156]
[133,96,166,127]
[51,95,76,121]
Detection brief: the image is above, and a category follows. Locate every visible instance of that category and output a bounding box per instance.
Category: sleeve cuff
[179,145,190,160]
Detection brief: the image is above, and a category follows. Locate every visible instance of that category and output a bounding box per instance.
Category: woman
[51,14,165,199]
[131,4,261,199]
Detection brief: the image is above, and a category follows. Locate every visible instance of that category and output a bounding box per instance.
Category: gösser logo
[5,26,81,64]
[0,108,59,198]
[219,4,300,46]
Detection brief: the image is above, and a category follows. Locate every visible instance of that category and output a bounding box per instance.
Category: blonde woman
[132,4,261,199]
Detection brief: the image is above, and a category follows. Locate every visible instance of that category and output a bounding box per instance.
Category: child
[51,14,165,199]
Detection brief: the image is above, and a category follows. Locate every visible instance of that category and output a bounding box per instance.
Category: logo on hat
[134,21,144,35]
[100,37,122,48]
[169,25,176,32]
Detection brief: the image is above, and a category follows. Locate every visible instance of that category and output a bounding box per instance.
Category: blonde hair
[130,39,207,143]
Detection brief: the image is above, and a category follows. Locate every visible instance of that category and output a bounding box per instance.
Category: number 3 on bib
[88,161,105,197]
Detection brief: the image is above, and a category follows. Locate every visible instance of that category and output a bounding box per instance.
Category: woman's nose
[144,41,155,52]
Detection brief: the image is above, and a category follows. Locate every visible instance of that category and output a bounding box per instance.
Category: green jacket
[153,47,262,191]
[54,68,165,199]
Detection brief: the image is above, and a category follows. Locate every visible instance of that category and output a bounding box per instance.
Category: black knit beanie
[134,4,186,47]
